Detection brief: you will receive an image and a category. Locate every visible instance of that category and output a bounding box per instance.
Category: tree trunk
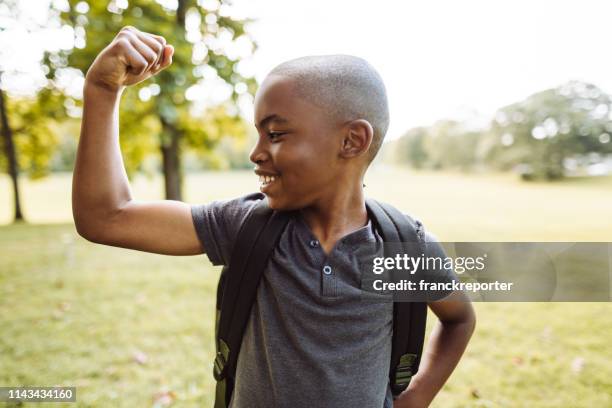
[160,121,183,200]
[0,87,24,222]
[177,0,187,26]
[157,0,187,201]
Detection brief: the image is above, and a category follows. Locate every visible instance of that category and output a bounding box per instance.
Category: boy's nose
[249,137,270,164]
[249,140,269,164]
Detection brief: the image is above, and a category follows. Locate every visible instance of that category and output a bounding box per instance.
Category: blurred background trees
[485,82,612,180]
[2,1,612,224]
[383,81,612,180]
[1,0,257,222]
[61,0,257,200]
[0,0,70,221]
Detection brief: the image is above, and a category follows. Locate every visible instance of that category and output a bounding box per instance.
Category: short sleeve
[423,230,461,300]
[190,193,263,266]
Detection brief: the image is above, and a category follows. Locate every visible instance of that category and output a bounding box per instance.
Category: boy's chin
[266,197,287,211]
[266,196,301,212]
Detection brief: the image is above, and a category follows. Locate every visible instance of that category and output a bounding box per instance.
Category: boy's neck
[299,183,368,254]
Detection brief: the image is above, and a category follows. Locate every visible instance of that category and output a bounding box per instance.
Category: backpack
[212,193,428,408]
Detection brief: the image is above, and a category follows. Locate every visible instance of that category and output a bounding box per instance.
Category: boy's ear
[340,119,374,159]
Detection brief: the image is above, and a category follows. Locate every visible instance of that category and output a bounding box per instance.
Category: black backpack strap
[366,199,401,242]
[374,200,425,251]
[214,196,293,408]
[366,199,428,397]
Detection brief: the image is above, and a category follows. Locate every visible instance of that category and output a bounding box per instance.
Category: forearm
[72,82,132,233]
[394,319,475,407]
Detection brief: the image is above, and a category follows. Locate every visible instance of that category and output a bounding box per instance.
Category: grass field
[1,168,611,407]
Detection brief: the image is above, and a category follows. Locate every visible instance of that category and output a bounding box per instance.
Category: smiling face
[251,74,345,210]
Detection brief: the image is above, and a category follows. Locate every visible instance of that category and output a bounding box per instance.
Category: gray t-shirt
[191,193,454,408]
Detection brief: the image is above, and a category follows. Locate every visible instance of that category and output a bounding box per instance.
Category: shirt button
[323,265,332,275]
[309,240,320,248]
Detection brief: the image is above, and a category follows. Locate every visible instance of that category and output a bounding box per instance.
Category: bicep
[87,199,205,256]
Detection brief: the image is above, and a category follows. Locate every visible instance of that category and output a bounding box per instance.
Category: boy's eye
[267,132,286,141]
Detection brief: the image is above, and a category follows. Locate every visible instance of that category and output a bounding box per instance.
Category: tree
[385,81,612,179]
[385,121,482,171]
[422,120,481,171]
[0,85,22,220]
[62,0,257,200]
[387,127,429,169]
[486,81,612,180]
[0,0,69,222]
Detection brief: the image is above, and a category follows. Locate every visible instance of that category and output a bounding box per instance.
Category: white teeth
[259,175,278,185]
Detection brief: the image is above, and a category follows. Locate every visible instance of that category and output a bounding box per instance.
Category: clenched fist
[85,26,174,92]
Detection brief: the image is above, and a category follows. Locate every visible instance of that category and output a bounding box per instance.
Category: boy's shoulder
[191,192,264,222]
[191,192,265,266]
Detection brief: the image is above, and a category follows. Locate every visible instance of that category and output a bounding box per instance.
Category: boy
[73,26,476,408]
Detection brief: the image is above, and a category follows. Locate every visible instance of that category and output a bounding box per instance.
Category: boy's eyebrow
[256,114,289,129]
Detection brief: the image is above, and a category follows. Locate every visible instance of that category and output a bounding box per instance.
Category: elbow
[465,307,477,337]
[72,203,91,241]
[73,215,105,244]
[72,193,126,244]
[72,206,115,245]
[442,303,477,337]
[72,195,97,242]
[74,224,97,244]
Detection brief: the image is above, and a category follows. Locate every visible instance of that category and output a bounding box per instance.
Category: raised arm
[72,26,203,256]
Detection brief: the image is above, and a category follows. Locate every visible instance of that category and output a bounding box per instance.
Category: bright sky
[232,0,612,139]
[3,0,612,140]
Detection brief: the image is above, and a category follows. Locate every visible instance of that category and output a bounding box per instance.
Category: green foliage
[0,0,70,180]
[216,127,256,169]
[116,88,162,177]
[384,121,480,172]
[385,127,429,169]
[423,120,480,170]
[61,0,258,176]
[3,90,66,179]
[387,81,612,181]
[48,120,81,172]
[2,0,257,184]
[181,103,253,169]
[486,81,612,180]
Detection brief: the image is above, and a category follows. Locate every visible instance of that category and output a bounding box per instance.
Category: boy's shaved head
[267,55,390,163]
